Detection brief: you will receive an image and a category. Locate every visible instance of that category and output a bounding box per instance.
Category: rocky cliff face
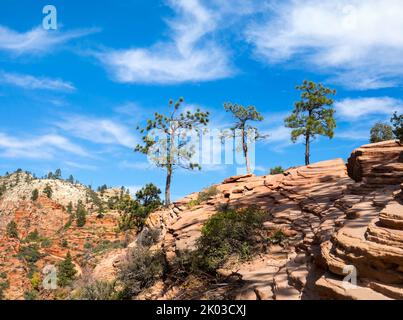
[99,140,402,300]
[0,174,124,300]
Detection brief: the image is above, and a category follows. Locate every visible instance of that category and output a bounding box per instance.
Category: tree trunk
[305,134,310,166]
[242,127,251,174]
[165,166,172,207]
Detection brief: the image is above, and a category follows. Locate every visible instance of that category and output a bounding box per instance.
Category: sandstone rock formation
[103,140,402,300]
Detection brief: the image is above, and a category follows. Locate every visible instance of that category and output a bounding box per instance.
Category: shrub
[24,229,40,242]
[6,220,18,239]
[31,189,39,201]
[0,278,9,300]
[117,196,144,232]
[118,247,165,298]
[24,290,38,300]
[60,239,68,248]
[370,122,394,143]
[270,166,285,175]
[41,238,52,248]
[18,244,43,264]
[76,280,118,300]
[267,230,288,245]
[197,186,219,203]
[76,201,87,228]
[30,272,42,291]
[43,185,53,198]
[137,228,161,247]
[135,183,163,215]
[92,240,123,254]
[188,186,219,208]
[57,252,77,287]
[192,206,267,272]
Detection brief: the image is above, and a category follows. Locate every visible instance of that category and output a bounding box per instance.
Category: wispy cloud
[55,114,137,148]
[245,0,403,90]
[97,0,233,84]
[64,161,98,171]
[0,71,75,91]
[0,132,89,159]
[0,25,97,55]
[335,97,403,120]
[119,160,153,170]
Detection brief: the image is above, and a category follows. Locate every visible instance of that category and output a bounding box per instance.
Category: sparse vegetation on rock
[370,122,394,143]
[270,166,284,175]
[190,206,267,272]
[118,247,166,299]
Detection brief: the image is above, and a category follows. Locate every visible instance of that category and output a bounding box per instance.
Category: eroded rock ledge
[94,140,403,300]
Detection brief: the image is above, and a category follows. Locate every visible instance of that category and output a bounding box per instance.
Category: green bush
[270,166,285,175]
[191,206,267,272]
[31,189,39,201]
[118,247,165,298]
[76,280,119,300]
[43,185,53,198]
[6,220,18,239]
[18,244,43,264]
[41,238,52,248]
[267,230,288,245]
[24,229,40,243]
[188,186,220,208]
[76,200,87,228]
[370,122,394,143]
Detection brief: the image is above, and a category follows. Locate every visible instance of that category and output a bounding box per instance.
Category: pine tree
[66,201,73,215]
[135,98,209,206]
[54,169,62,179]
[391,112,403,143]
[135,183,162,216]
[6,220,18,239]
[285,80,336,165]
[67,175,74,184]
[223,103,266,174]
[57,252,77,287]
[76,200,87,228]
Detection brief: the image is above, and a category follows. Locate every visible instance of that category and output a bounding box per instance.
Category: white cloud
[0,132,89,159]
[64,161,98,171]
[98,0,233,84]
[246,0,403,89]
[55,115,137,148]
[0,71,75,91]
[0,25,96,55]
[335,97,403,120]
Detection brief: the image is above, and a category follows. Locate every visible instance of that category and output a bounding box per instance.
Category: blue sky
[1,0,403,200]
